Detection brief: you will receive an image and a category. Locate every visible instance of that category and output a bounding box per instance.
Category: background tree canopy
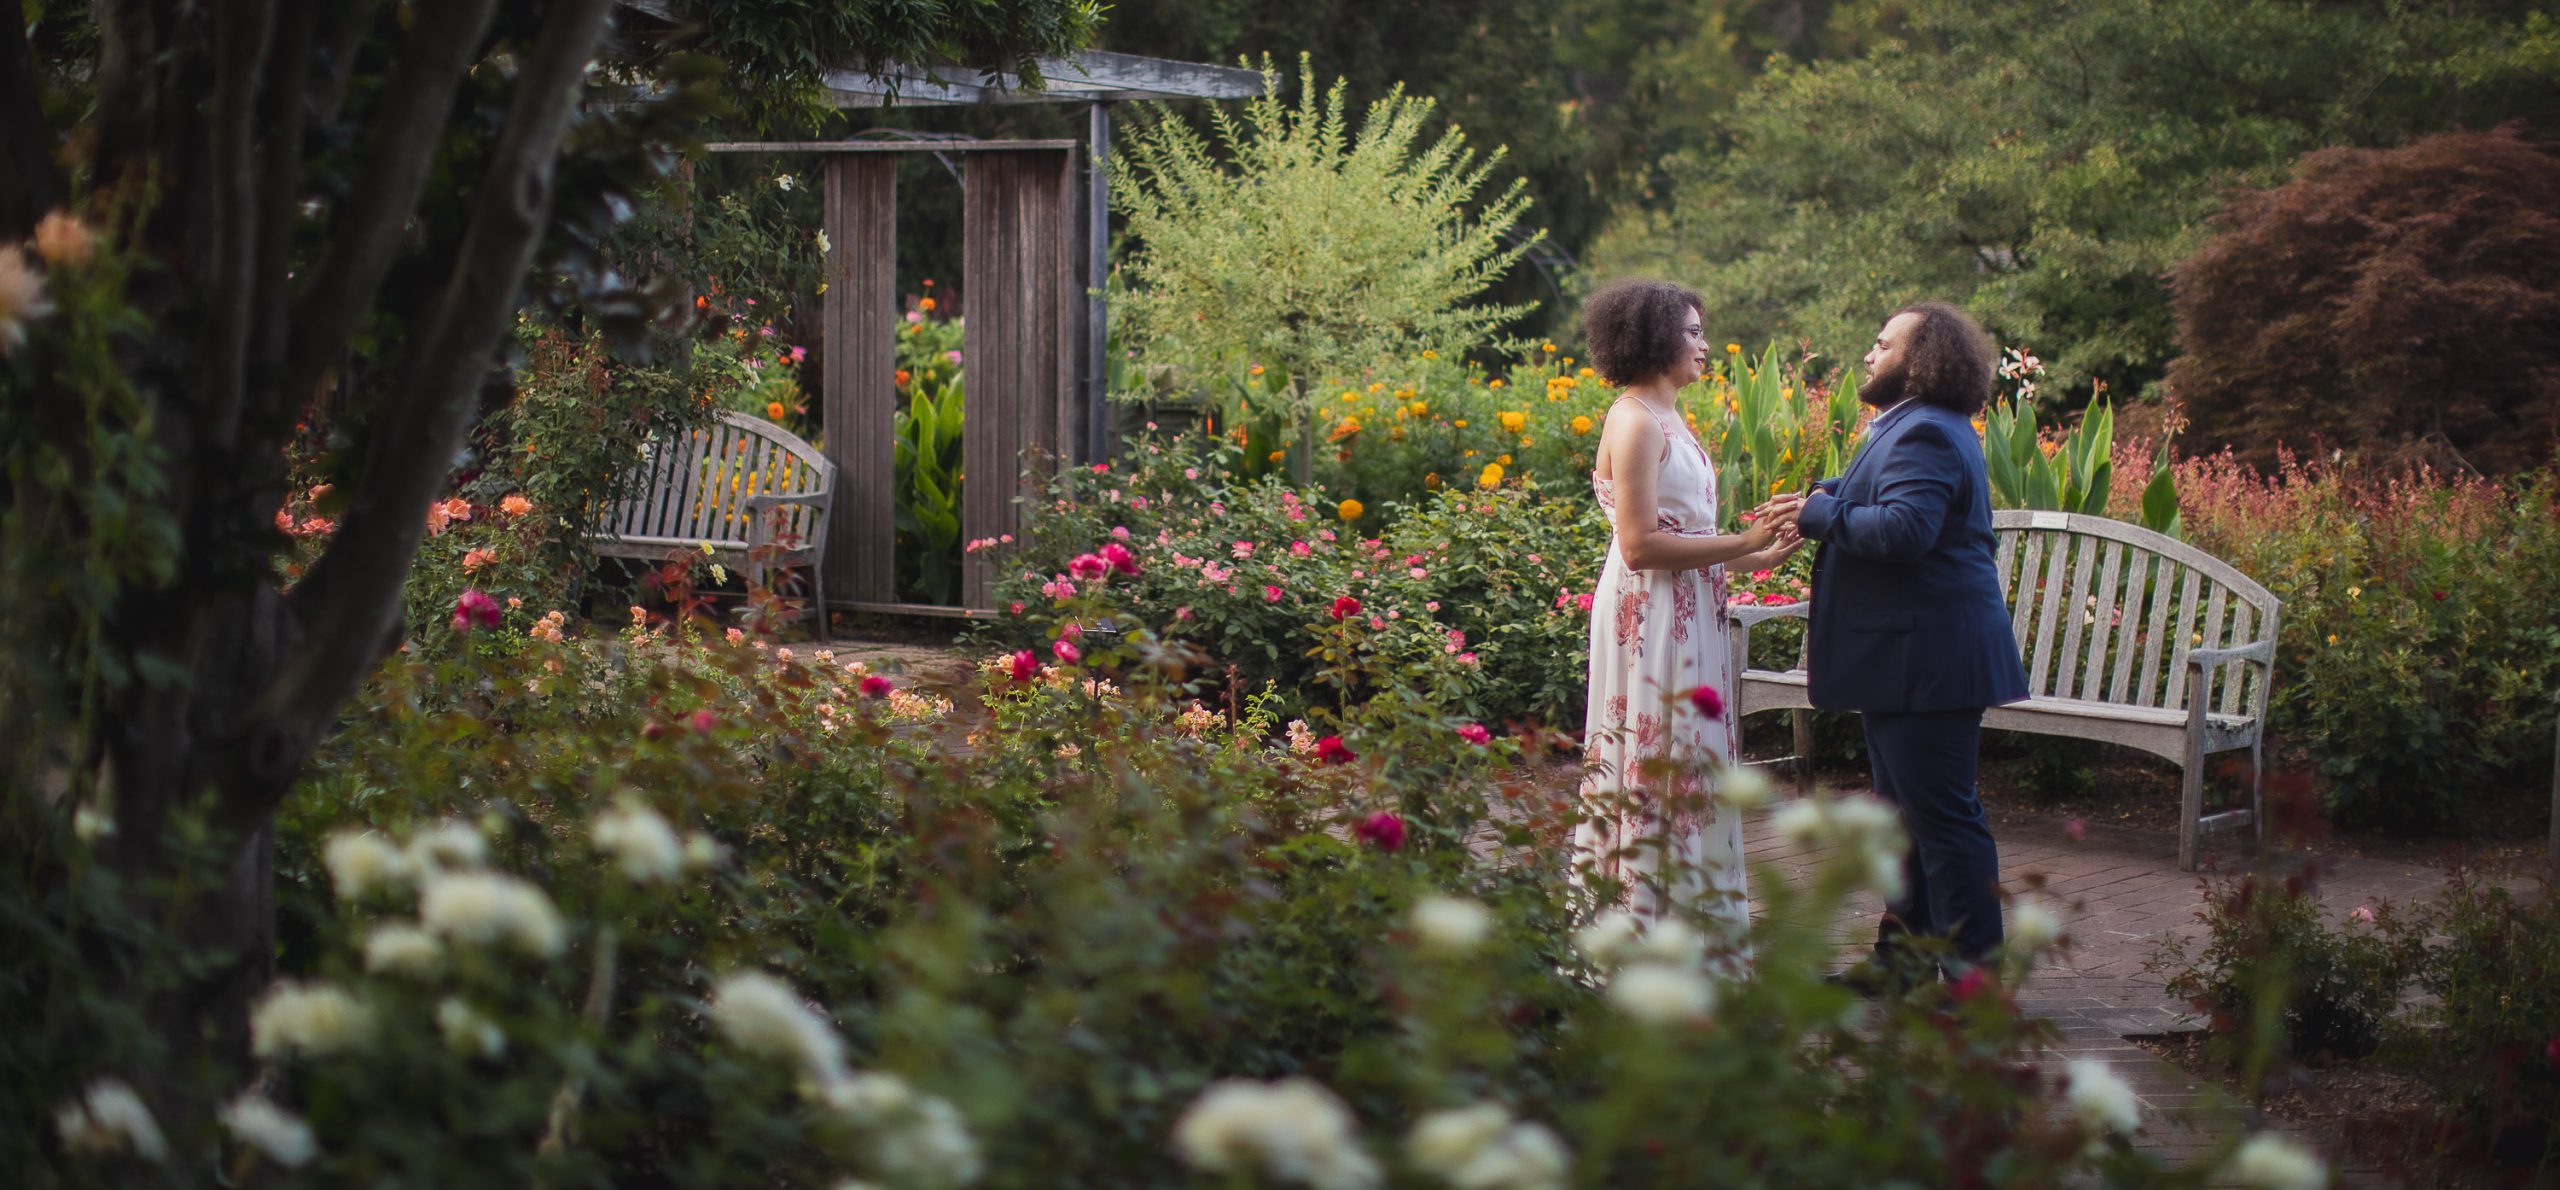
[1584,0,2560,403]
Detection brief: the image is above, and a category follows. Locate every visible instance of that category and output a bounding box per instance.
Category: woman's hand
[1735,533,1805,573]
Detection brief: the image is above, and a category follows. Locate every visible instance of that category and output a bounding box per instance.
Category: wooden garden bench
[590,411,836,624]
[1731,510,2283,871]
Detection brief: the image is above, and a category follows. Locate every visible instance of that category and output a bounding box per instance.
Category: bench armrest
[742,491,828,512]
[1729,599,1810,628]
[2185,640,2274,671]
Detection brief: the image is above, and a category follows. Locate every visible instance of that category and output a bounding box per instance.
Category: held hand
[1752,494,1806,528]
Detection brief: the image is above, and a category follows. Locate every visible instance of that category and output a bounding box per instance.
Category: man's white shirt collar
[1875,396,1920,422]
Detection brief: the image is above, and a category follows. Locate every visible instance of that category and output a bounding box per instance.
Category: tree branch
[280,0,505,404]
[0,11,58,237]
[253,0,318,373]
[205,0,280,452]
[235,0,620,827]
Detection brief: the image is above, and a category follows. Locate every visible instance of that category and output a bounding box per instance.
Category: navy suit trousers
[1862,708,2004,964]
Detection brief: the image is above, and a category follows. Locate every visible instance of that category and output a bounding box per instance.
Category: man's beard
[1861,359,1909,408]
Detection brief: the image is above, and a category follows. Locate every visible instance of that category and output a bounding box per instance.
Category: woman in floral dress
[1574,279,1802,939]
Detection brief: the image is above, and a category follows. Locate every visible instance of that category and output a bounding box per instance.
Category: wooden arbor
[711,53,1260,612]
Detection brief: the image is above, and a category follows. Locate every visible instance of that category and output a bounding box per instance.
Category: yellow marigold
[765,401,787,420]
[918,297,937,312]
[1330,418,1362,441]
[1477,462,1505,489]
[1498,411,1526,434]
[1422,350,1439,360]
[1341,391,1358,402]
[1542,342,1558,353]
[1249,364,1265,375]
[1488,379,1505,389]
[1454,419,1469,429]
[1425,472,1442,489]
[1496,454,1512,466]
[1570,415,1594,435]
[1726,343,1741,354]
[1368,382,1386,393]
[1268,450,1287,463]
[1579,367,1596,378]
[1408,401,1428,416]
[1337,499,1364,521]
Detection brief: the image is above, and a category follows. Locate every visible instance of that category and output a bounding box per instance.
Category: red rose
[450,589,501,633]
[859,675,893,698]
[1100,542,1139,575]
[1316,735,1356,765]
[642,720,670,741]
[1009,601,1026,615]
[688,709,716,735]
[1330,595,1362,621]
[1354,810,1405,851]
[1686,684,1725,718]
[1456,723,1493,745]
[1008,649,1040,683]
[1068,553,1109,581]
[1949,967,1993,1003]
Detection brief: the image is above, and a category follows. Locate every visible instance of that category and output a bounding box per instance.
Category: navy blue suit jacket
[1795,401,2029,713]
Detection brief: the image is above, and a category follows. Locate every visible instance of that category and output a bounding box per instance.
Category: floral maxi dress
[1574,398,1749,938]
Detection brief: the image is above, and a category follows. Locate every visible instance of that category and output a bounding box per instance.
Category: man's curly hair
[1883,301,1998,416]
[1581,279,1704,386]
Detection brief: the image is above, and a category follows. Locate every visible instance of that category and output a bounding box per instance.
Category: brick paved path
[1751,781,2455,1185]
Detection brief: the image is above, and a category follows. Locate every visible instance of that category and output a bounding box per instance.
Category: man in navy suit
[1796,301,2029,977]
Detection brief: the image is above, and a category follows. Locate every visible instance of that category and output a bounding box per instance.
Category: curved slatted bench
[589,412,836,624]
[1731,510,2282,871]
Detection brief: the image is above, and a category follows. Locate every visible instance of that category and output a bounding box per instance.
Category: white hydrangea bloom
[249,982,373,1060]
[418,871,565,957]
[321,830,411,900]
[1623,918,1707,969]
[54,1079,167,1162]
[1716,765,1774,809]
[1172,1077,1381,1189]
[220,1091,318,1168]
[403,819,488,871]
[2010,901,2064,956]
[709,972,849,1086]
[682,833,728,871]
[2064,1060,2140,1136]
[363,923,445,977]
[1406,1104,1509,1175]
[436,998,507,1058]
[1446,1121,1568,1190]
[1409,895,1493,956]
[2225,1133,2328,1189]
[592,799,684,883]
[868,1093,984,1188]
[1770,800,1827,849]
[1572,910,1642,968]
[1607,962,1715,1026]
[822,1071,918,1124]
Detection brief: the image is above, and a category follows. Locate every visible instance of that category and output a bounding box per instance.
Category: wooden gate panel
[960,149,1081,609]
[823,155,898,604]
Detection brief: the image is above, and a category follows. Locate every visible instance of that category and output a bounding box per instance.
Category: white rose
[2009,901,2063,956]
[1770,800,1827,849]
[1448,1121,1569,1190]
[54,1079,168,1162]
[435,997,507,1058]
[402,819,488,872]
[1573,910,1642,968]
[2064,1060,2140,1136]
[418,870,565,958]
[1624,918,1707,968]
[362,923,445,977]
[593,798,684,883]
[1173,1078,1379,1189]
[220,1092,318,1168]
[1716,765,1774,809]
[1409,895,1494,956]
[250,982,373,1060]
[322,830,411,901]
[1406,1103,1509,1174]
[2224,1133,2328,1190]
[1607,962,1716,1026]
[708,971,848,1086]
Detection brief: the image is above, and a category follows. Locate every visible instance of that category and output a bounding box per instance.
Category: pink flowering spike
[1353,810,1404,851]
[1686,685,1725,718]
[1052,639,1082,665]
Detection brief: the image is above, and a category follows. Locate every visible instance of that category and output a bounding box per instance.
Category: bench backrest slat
[594,413,834,549]
[1989,512,2279,722]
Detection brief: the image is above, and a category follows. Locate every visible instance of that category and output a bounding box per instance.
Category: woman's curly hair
[1581,279,1703,386]
[1886,301,1998,416]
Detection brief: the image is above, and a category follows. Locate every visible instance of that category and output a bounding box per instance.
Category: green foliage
[15,613,2184,1186]
[1111,55,1539,441]
[663,0,1107,133]
[2156,868,2406,1064]
[2178,455,2560,830]
[1591,0,2560,402]
[2396,872,2560,1153]
[893,306,967,604]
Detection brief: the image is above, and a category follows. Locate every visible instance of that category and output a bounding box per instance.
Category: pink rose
[1456,723,1492,745]
[1686,685,1725,717]
[688,709,716,735]
[1069,553,1109,581]
[1052,639,1082,664]
[1353,810,1404,850]
[859,675,893,698]
[1265,585,1284,602]
[450,589,501,633]
[1008,650,1039,682]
